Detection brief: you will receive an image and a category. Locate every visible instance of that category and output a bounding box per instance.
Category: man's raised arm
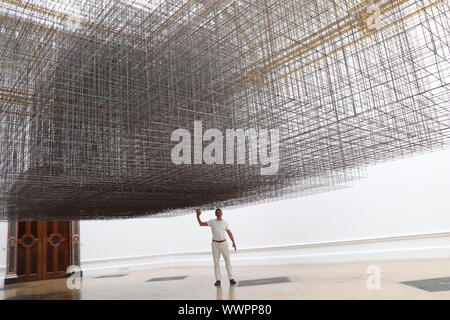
[196,209,208,227]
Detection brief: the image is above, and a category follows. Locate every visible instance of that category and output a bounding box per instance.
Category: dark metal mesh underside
[0,0,449,220]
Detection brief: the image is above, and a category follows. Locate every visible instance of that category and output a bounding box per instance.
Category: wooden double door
[17,221,71,282]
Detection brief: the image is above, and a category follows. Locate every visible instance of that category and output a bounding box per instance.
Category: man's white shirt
[206,219,230,241]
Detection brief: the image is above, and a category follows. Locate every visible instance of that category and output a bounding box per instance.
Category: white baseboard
[80,232,450,277]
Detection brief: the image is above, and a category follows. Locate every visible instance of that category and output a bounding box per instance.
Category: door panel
[17,221,71,282]
[17,221,41,282]
[43,221,70,279]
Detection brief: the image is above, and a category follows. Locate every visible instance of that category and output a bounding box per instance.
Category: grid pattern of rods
[0,0,449,220]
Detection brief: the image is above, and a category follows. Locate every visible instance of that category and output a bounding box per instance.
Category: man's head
[215,208,223,219]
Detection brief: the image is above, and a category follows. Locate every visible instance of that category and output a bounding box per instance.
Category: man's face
[215,210,223,219]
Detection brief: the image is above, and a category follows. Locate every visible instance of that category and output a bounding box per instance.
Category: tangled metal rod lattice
[0,0,449,220]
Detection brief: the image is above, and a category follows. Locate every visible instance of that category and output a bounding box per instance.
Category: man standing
[196,208,237,286]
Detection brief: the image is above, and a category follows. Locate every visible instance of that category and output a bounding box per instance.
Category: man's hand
[196,209,208,226]
[232,242,237,251]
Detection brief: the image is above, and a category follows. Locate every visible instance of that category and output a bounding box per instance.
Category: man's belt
[212,239,226,243]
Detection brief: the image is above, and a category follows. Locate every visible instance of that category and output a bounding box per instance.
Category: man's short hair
[215,208,222,214]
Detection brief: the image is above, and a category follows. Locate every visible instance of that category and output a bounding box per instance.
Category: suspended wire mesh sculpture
[0,0,449,220]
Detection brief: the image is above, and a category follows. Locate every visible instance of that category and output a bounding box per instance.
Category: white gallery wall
[79,149,450,275]
[0,221,7,284]
[1,149,450,278]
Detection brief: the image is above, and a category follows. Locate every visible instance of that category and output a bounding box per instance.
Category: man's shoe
[214,280,221,286]
[230,279,237,285]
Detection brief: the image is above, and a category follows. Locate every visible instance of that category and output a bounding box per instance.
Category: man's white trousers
[211,241,233,281]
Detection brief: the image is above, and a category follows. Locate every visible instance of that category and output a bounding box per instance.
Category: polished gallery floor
[2,259,450,300]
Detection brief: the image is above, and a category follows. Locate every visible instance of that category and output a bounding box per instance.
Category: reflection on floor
[95,274,129,279]
[237,277,291,287]
[2,258,450,300]
[147,276,188,282]
[401,277,450,292]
